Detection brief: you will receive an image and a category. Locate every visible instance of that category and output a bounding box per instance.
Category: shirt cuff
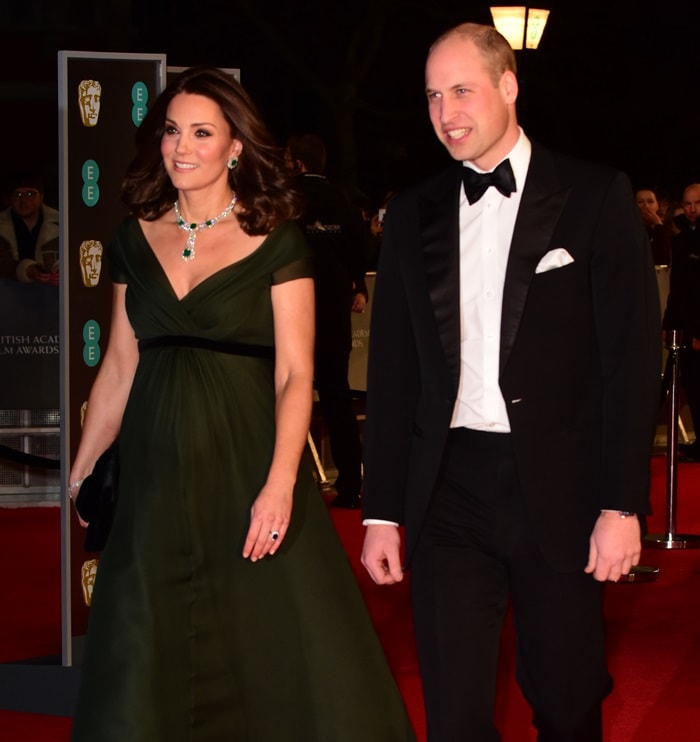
[362,518,399,527]
[601,509,637,518]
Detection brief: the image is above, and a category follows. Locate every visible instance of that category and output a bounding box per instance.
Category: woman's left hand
[242,484,292,561]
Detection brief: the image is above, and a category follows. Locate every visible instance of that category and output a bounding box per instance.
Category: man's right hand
[361,523,404,584]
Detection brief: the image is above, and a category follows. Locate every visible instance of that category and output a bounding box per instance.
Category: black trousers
[410,428,612,742]
[314,346,362,498]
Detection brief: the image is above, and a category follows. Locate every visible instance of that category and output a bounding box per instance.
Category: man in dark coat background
[361,22,660,741]
[664,182,700,462]
[286,134,368,508]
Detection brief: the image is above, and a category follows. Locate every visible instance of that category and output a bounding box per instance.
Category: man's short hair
[431,22,517,86]
[7,169,45,194]
[286,134,327,173]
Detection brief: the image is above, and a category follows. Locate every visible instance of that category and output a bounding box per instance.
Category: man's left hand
[584,511,641,582]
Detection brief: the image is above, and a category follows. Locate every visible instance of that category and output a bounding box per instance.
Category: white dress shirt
[451,129,532,432]
[363,130,532,526]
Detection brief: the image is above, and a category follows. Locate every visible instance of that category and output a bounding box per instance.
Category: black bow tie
[462,159,516,204]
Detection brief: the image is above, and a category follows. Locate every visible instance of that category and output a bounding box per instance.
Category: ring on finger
[270,530,280,541]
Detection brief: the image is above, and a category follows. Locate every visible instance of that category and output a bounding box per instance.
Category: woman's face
[635,190,659,214]
[161,92,240,194]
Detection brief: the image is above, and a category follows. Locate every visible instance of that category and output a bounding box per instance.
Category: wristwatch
[602,509,636,518]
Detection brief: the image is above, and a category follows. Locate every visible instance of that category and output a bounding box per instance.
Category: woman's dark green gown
[71,218,416,742]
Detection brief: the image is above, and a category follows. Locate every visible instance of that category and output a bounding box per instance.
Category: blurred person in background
[0,171,59,284]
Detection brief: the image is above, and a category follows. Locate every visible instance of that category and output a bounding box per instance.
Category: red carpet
[2,455,700,740]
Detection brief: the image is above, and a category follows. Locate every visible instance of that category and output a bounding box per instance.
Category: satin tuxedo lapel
[500,145,571,375]
[420,165,463,395]
[418,152,570,390]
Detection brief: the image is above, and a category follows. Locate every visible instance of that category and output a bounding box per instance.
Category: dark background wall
[1,0,698,209]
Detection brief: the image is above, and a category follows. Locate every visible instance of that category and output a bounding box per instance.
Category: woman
[635,188,672,266]
[69,66,415,741]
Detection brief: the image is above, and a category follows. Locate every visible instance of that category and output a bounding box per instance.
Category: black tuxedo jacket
[363,143,661,571]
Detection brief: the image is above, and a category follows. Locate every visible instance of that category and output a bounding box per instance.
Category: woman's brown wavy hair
[121,65,302,234]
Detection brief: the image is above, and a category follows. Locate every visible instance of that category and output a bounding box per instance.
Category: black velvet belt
[138,335,275,359]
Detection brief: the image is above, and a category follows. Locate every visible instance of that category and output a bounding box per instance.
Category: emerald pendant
[173,193,238,263]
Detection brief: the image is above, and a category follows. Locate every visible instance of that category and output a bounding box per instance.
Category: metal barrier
[0,409,61,502]
[645,330,700,549]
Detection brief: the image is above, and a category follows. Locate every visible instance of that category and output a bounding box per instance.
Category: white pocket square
[535,248,574,274]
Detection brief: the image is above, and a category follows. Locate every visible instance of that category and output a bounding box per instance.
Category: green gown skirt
[71,219,416,741]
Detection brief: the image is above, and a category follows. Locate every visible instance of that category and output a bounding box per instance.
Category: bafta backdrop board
[0,282,59,410]
[58,51,166,666]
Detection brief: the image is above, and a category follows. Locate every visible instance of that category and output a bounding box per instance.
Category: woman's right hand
[67,283,137,531]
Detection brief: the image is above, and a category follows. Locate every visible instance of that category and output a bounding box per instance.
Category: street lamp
[490,6,550,50]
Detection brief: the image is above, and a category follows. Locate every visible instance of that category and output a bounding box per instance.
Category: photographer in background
[286,133,368,509]
[0,171,59,284]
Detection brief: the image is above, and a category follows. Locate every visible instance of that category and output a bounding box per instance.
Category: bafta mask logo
[78,79,102,127]
[81,559,99,606]
[79,239,103,287]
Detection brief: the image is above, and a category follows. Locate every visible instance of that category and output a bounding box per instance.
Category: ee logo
[131,82,148,127]
[83,320,101,367]
[82,159,100,207]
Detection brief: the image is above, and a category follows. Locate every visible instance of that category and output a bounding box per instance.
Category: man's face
[10,187,42,220]
[425,35,519,171]
[682,185,700,224]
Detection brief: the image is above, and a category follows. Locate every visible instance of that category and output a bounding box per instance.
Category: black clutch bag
[74,441,119,552]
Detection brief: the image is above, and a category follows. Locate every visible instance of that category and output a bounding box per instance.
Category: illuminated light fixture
[490,6,550,50]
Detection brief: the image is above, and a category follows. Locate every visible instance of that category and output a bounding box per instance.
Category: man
[664,183,700,462]
[286,134,368,508]
[361,23,660,741]
[0,172,59,283]
[673,182,700,234]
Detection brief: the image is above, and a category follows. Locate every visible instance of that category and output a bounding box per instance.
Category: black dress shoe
[329,493,362,509]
